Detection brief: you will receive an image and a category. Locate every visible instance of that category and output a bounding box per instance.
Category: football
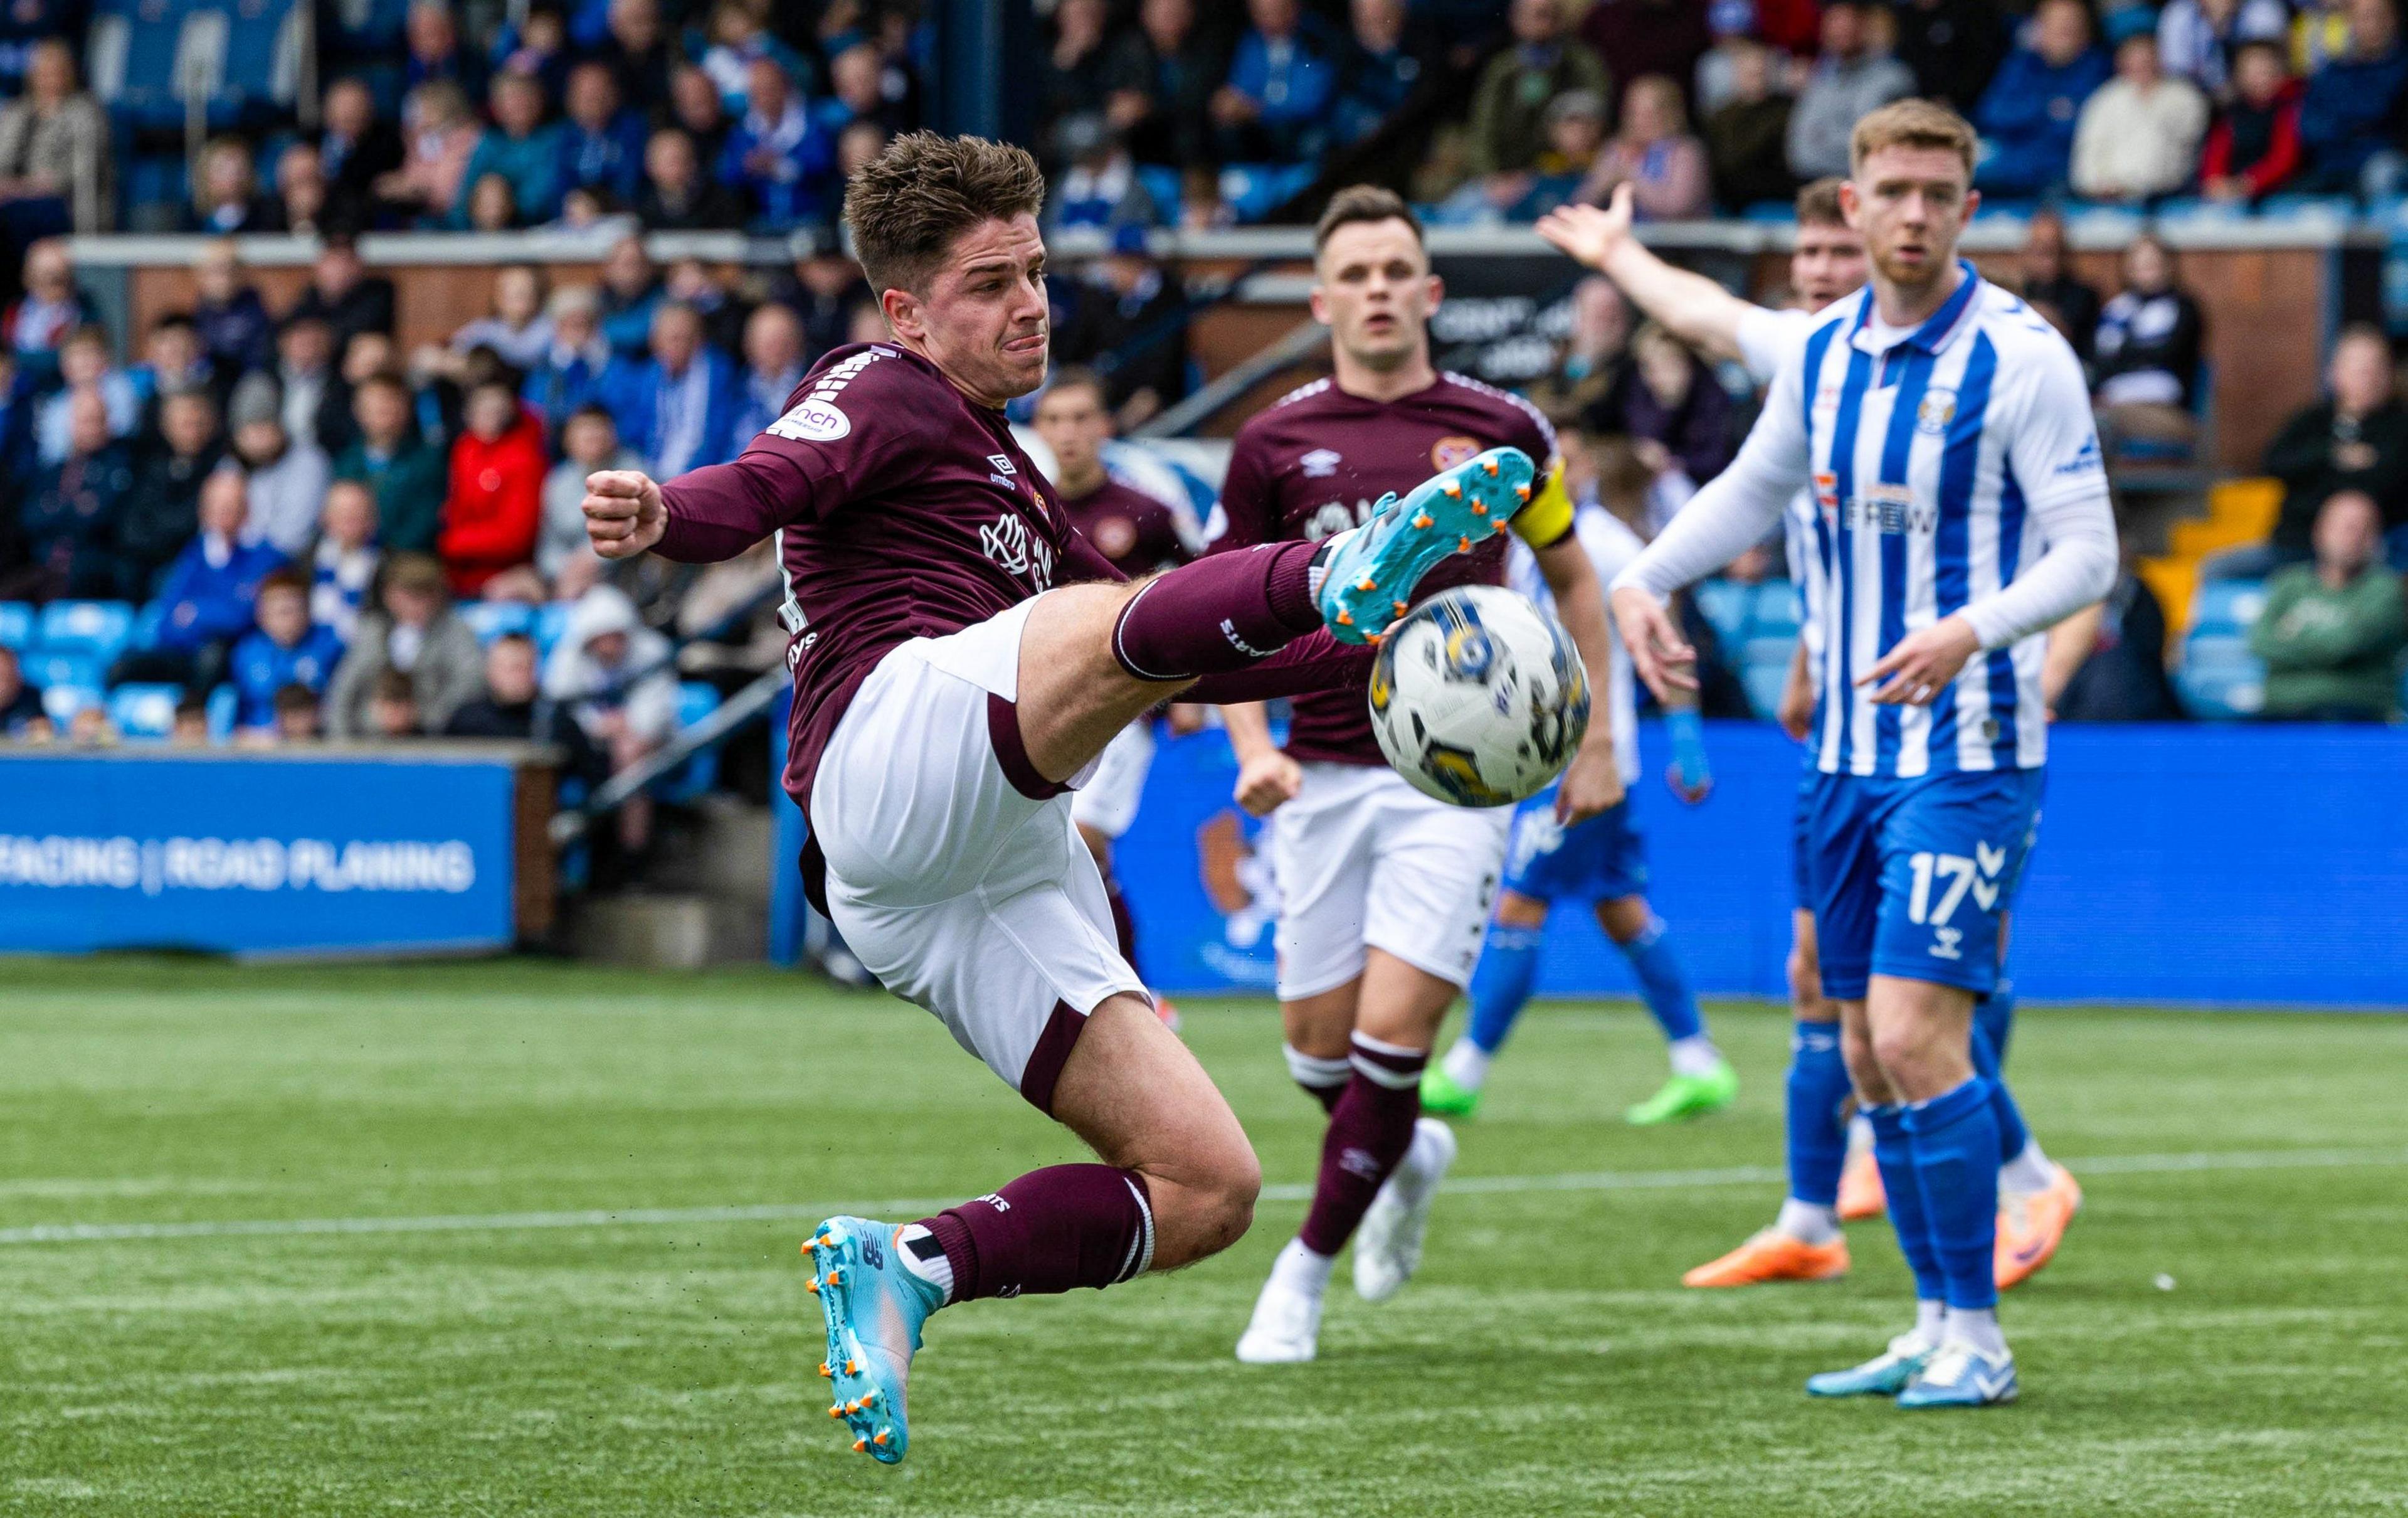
[1368,584,1592,807]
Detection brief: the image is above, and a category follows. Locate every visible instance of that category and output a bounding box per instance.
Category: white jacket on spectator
[542,585,679,746]
[241,441,334,556]
[2071,75,2209,201]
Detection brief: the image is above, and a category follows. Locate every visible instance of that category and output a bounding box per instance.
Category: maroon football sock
[916,1164,1153,1302]
[1111,541,1323,681]
[1104,875,1138,964]
[1297,1034,1427,1256]
[1299,1080,1344,1114]
[1181,630,1377,705]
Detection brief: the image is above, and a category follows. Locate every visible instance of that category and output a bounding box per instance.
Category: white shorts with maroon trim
[1069,721,1156,840]
[808,596,1145,1112]
[1266,762,1512,1002]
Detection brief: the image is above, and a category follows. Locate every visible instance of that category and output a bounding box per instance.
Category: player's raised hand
[1232,748,1303,817]
[583,469,667,560]
[1859,614,1982,705]
[1610,584,1698,701]
[1534,183,1637,271]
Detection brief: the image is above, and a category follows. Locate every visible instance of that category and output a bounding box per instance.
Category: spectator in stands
[5,238,93,387]
[1501,91,1608,221]
[732,302,805,442]
[1578,76,1713,220]
[115,466,283,689]
[166,693,208,745]
[835,120,890,182]
[228,568,342,732]
[694,0,780,110]
[599,0,677,109]
[185,139,277,236]
[452,265,554,375]
[556,60,646,208]
[1530,274,1633,419]
[1467,0,1610,208]
[1107,0,1223,170]
[2160,0,2290,100]
[1974,0,2111,196]
[465,169,520,230]
[335,373,447,555]
[2017,210,2103,368]
[272,142,331,238]
[1704,37,1795,212]
[779,250,867,361]
[2251,489,2408,718]
[132,316,212,420]
[2073,20,2212,202]
[524,285,611,435]
[598,235,663,356]
[367,669,424,737]
[1585,0,1711,105]
[288,238,396,351]
[443,630,608,779]
[2093,233,2207,451]
[23,389,136,600]
[0,644,48,737]
[599,302,742,480]
[497,4,571,100]
[318,77,402,228]
[539,403,638,586]
[272,682,322,743]
[35,327,138,465]
[721,56,835,231]
[545,583,677,851]
[1041,0,1119,148]
[1888,0,2007,112]
[436,379,547,596]
[1055,232,1190,429]
[1589,322,1733,493]
[2202,40,2305,202]
[225,377,332,557]
[406,0,485,100]
[270,315,349,458]
[309,479,382,642]
[119,388,224,595]
[0,39,109,235]
[1334,0,1431,146]
[1047,114,1163,235]
[1787,1,1916,181]
[668,63,734,173]
[2253,324,2408,570]
[191,242,274,388]
[1213,0,1339,165]
[325,552,484,738]
[2298,0,2408,195]
[634,129,744,231]
[458,72,564,227]
[377,81,483,227]
[2054,558,2179,720]
[820,43,912,142]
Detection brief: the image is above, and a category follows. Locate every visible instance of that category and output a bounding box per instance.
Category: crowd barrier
[882,720,2401,1010]
[0,745,558,957]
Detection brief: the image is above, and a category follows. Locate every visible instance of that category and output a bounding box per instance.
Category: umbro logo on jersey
[1299,448,1342,477]
[988,454,1017,475]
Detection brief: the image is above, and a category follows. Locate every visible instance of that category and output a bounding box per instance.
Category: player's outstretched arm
[1536,184,1754,363]
[1531,534,1626,825]
[583,470,667,560]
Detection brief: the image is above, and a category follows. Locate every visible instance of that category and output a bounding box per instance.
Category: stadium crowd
[2,0,2407,776]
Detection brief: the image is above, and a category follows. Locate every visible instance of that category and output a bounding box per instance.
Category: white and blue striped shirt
[1619,263,2116,778]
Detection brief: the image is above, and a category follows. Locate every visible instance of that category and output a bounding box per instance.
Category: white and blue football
[1368,584,1590,807]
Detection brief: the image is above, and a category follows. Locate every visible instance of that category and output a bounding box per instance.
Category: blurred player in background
[1606,103,2116,1407]
[1546,175,2083,1293]
[1212,187,1623,1364]
[1033,365,1205,1028]
[1420,430,1734,1127]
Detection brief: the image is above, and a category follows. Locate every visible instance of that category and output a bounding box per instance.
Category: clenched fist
[583,469,667,560]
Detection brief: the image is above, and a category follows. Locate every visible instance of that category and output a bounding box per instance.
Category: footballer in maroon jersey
[576,137,1539,1462]
[1213,188,1629,1364]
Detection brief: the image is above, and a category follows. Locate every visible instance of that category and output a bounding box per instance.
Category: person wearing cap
[225,371,332,556]
[1045,113,1163,235]
[2071,14,2210,201]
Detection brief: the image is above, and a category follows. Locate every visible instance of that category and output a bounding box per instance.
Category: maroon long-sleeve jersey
[1210,371,1556,765]
[1059,475,1195,578]
[652,341,1121,815]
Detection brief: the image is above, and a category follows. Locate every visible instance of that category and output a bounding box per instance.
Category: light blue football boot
[1805,1332,1936,1398]
[805,1216,943,1464]
[1896,1339,2020,1409]
[1316,445,1536,643]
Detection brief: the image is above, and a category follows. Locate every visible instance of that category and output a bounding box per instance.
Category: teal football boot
[805,1216,943,1464]
[1896,1340,2020,1409]
[1317,445,1535,643]
[1805,1332,1936,1398]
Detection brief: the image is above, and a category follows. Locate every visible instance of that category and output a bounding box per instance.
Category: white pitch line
[2,1146,2403,1248]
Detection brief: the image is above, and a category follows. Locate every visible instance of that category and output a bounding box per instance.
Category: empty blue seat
[1749,581,1801,635]
[38,600,136,660]
[2185,632,2258,669]
[109,682,182,740]
[460,602,537,645]
[0,602,32,649]
[2174,662,2264,719]
[534,602,574,660]
[41,682,99,725]
[1692,580,1751,647]
[1740,662,1790,720]
[88,0,193,130]
[20,649,102,693]
[218,0,300,119]
[2190,580,2267,635]
[1136,164,1183,226]
[653,682,724,803]
[206,683,238,741]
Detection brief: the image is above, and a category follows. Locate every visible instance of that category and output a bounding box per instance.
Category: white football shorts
[1266,761,1511,1002]
[1069,720,1156,839]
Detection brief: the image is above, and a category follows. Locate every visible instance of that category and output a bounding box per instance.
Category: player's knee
[1839,1023,1889,1103]
[1188,1144,1262,1258]
[1494,891,1548,930]
[1866,1021,1930,1086]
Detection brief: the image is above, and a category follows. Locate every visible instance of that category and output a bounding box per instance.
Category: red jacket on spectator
[438,408,547,593]
[2201,82,2303,199]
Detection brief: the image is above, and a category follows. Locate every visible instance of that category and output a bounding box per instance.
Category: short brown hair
[1314,184,1422,257]
[842,132,1046,297]
[371,669,416,704]
[1042,364,1107,406]
[257,567,310,601]
[382,553,450,603]
[1849,98,1977,178]
[1795,177,1847,228]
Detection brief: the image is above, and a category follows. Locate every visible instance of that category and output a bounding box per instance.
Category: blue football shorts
[1501,783,1650,906]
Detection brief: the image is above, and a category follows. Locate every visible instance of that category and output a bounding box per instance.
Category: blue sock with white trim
[1902,1078,2003,1313]
[1970,1005,2030,1165]
[1616,913,1704,1046]
[1464,923,1544,1057]
[1785,1021,1851,1208]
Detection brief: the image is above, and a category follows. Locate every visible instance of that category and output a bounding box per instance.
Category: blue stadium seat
[1136,164,1183,226]
[206,683,237,742]
[1740,661,1790,720]
[0,602,32,649]
[1749,581,1801,636]
[2190,580,2268,636]
[460,602,537,645]
[2256,193,2358,224]
[21,649,104,692]
[534,602,574,661]
[218,0,300,122]
[1218,163,1314,224]
[88,0,191,130]
[653,681,724,803]
[2174,653,2265,719]
[1740,201,1794,223]
[38,600,136,661]
[41,682,99,725]
[109,682,182,740]
[1692,580,1751,648]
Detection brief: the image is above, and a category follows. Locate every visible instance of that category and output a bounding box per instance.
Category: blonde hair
[1849,98,1977,178]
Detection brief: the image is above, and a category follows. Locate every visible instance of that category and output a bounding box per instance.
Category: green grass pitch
[4,958,2405,1517]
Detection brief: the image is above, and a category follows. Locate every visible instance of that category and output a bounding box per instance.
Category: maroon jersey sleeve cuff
[655,450,825,563]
